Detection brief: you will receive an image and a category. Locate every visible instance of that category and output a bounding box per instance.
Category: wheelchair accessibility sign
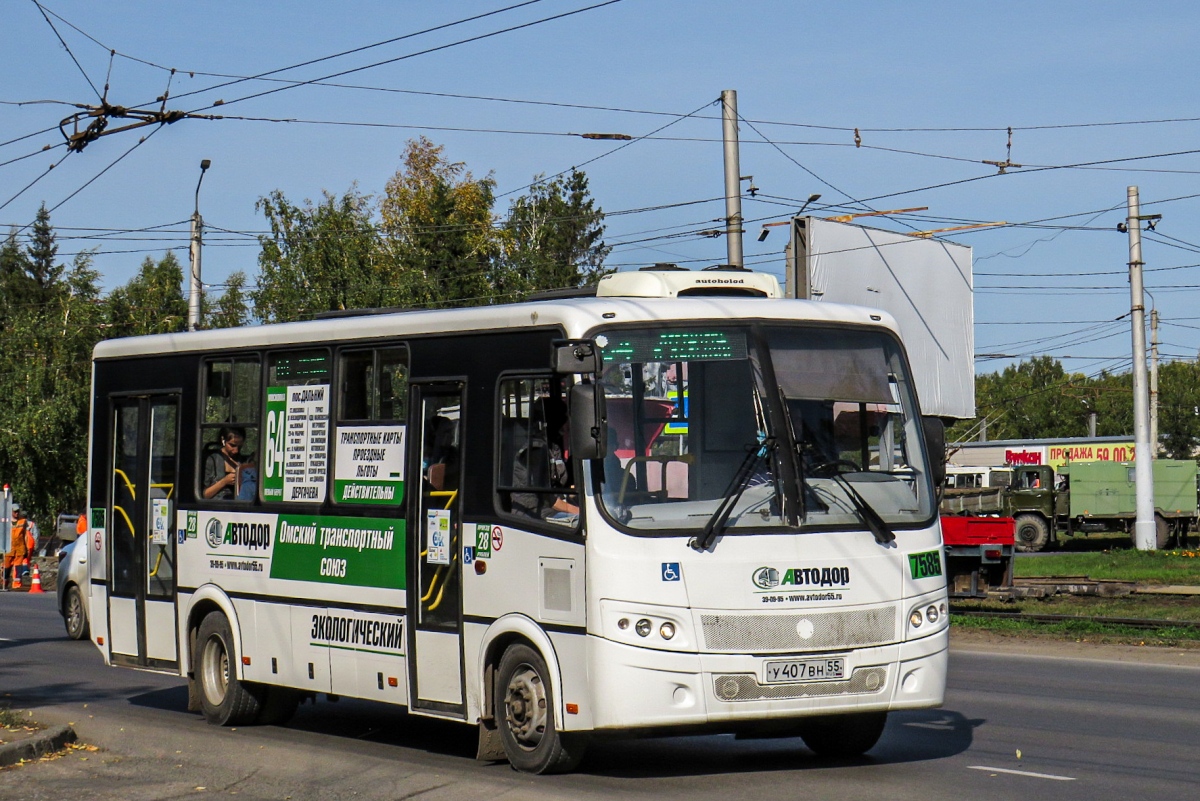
[661,562,681,581]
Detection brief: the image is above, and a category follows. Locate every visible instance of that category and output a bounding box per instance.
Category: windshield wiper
[690,438,776,552]
[823,471,896,545]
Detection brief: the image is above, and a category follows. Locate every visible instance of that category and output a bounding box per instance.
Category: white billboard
[791,217,975,419]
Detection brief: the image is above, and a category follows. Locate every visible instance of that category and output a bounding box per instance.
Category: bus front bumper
[583,628,947,732]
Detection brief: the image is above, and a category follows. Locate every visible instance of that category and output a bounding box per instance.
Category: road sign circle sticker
[491,526,503,552]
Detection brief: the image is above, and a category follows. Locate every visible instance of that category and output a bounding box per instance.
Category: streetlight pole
[188,159,211,332]
[720,89,743,268]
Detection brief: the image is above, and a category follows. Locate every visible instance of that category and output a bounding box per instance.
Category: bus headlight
[635,619,652,637]
[909,609,924,628]
[659,621,676,640]
[926,605,940,624]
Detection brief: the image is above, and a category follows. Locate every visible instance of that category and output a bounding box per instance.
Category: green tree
[0,229,34,313]
[26,204,63,300]
[1158,361,1200,459]
[206,270,252,329]
[956,356,1089,441]
[252,187,383,323]
[503,169,611,294]
[0,208,105,524]
[380,136,506,307]
[106,252,189,337]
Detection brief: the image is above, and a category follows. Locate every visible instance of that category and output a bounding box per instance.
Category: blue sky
[3,0,1200,377]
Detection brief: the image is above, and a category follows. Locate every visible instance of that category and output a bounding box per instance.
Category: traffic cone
[28,564,43,594]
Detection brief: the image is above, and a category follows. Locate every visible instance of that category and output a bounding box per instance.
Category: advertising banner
[333,425,406,505]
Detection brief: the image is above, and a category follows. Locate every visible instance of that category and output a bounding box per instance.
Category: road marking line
[968,766,1076,781]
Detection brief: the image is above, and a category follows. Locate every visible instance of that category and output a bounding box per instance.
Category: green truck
[940,460,1197,552]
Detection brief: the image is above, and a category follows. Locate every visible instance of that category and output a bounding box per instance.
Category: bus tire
[495,643,586,774]
[196,611,262,726]
[64,585,89,640]
[1155,513,1170,549]
[1014,514,1049,553]
[797,711,888,758]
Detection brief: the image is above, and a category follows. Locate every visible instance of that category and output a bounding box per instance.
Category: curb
[0,724,77,768]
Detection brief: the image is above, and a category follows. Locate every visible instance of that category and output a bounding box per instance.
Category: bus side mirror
[553,340,601,375]
[569,383,607,460]
[921,416,946,489]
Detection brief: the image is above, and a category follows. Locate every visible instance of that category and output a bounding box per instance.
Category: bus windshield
[594,324,934,535]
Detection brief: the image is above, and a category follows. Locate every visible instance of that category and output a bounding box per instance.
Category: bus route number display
[263,384,329,503]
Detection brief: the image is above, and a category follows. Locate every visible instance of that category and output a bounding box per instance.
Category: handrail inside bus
[148,547,166,578]
[113,504,135,537]
[114,469,135,500]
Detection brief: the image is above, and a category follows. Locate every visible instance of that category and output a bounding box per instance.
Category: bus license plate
[763,657,845,684]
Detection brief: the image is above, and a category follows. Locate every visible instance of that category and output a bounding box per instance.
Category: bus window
[338,347,409,423]
[333,347,409,505]
[496,376,577,525]
[200,358,261,502]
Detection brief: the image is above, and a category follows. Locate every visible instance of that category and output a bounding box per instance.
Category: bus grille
[712,667,888,702]
[700,608,896,652]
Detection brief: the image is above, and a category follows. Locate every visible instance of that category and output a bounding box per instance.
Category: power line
[182,1,626,116]
[0,150,73,213]
[30,0,103,102]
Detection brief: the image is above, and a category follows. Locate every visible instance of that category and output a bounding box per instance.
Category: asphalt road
[2,592,1199,800]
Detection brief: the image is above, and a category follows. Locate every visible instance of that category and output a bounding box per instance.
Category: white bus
[85,266,949,773]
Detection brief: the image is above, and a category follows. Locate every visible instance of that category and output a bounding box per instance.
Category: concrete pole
[188,210,203,331]
[721,90,743,268]
[188,159,210,332]
[1126,186,1156,550]
[1150,307,1159,456]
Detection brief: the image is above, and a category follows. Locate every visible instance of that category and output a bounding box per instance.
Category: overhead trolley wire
[30,0,103,102]
[181,1,626,116]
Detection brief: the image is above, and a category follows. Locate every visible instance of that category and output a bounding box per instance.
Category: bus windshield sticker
[426,509,451,565]
[263,384,330,503]
[334,424,405,504]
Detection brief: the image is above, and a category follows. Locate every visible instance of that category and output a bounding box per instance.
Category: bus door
[407,383,466,716]
[107,394,180,669]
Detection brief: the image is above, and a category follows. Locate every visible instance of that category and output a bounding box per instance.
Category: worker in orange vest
[2,509,30,591]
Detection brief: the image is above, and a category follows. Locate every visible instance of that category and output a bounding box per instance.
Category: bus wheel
[797,712,887,758]
[1013,514,1049,553]
[495,644,586,774]
[196,612,262,726]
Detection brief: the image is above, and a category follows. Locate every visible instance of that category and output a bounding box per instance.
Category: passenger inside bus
[510,397,578,520]
[202,426,256,501]
[423,415,459,492]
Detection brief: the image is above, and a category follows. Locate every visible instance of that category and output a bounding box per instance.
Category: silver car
[57,538,90,640]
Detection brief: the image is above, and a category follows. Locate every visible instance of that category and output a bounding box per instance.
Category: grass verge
[951,614,1200,648]
[952,590,1200,647]
[1016,544,1200,584]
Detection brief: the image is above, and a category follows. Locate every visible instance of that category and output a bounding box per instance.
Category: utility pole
[1125,186,1156,550]
[1150,307,1159,456]
[720,90,743,268]
[188,159,211,332]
